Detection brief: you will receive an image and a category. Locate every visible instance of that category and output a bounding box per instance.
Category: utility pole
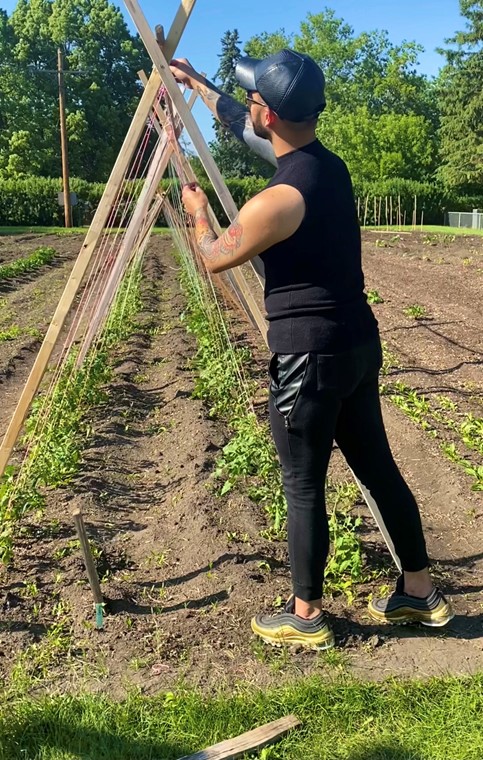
[57,47,72,228]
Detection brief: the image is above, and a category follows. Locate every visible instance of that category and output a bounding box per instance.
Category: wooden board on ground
[176,715,301,760]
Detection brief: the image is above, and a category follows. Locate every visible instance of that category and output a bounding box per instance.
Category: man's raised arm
[170,58,277,168]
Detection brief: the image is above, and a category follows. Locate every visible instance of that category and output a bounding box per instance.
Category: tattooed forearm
[194,209,243,265]
[193,78,222,117]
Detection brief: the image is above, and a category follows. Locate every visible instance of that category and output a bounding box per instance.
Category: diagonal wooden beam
[0,0,197,476]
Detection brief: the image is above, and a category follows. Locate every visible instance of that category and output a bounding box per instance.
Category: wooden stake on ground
[0,0,197,477]
[72,508,105,628]
[176,715,301,760]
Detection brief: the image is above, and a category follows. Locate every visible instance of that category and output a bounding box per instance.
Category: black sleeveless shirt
[260,139,378,353]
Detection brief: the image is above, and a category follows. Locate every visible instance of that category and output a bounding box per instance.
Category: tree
[244,10,439,182]
[437,0,483,190]
[209,29,274,179]
[0,0,150,180]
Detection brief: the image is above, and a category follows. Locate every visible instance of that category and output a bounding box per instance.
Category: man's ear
[266,109,277,127]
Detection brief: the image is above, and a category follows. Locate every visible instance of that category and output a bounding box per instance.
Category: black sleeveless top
[260,139,378,353]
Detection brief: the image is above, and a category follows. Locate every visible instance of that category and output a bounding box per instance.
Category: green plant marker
[95,603,104,629]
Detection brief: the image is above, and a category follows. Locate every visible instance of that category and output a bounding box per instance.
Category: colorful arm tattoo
[194,209,243,264]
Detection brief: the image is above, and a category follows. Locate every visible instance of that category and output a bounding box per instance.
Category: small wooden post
[412,194,417,229]
[398,194,402,230]
[363,194,369,228]
[373,196,377,228]
[389,196,393,227]
[73,509,104,629]
[357,196,361,223]
[385,196,388,230]
[378,196,382,227]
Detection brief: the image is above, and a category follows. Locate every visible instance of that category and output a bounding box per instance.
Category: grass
[0,674,482,759]
[368,225,483,236]
[0,226,170,236]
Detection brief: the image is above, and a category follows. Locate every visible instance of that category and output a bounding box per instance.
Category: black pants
[269,338,429,602]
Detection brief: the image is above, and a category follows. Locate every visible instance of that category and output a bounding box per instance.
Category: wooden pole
[389,196,393,227]
[177,715,301,760]
[72,508,104,628]
[378,196,382,227]
[398,194,402,230]
[58,47,72,228]
[0,1,197,477]
[412,194,417,229]
[373,196,377,228]
[363,194,369,228]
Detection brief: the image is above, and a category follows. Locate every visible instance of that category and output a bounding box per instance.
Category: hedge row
[0,175,481,228]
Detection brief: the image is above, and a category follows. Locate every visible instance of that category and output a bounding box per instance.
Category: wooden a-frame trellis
[0,0,402,577]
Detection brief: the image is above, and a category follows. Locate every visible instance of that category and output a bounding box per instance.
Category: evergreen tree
[210,29,274,179]
[437,0,483,190]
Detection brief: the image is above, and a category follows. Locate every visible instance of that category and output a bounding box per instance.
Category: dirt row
[0,231,482,697]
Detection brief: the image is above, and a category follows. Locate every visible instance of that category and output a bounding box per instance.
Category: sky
[0,0,467,141]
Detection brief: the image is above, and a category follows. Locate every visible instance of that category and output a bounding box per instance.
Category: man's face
[246,91,272,141]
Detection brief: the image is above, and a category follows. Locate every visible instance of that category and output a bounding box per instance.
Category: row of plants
[0,262,143,564]
[1,175,482,227]
[380,345,483,492]
[176,249,378,599]
[0,246,56,281]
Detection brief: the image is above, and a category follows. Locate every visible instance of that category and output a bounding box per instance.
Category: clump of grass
[1,675,483,759]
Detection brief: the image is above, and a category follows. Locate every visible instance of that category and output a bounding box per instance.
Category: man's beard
[252,113,272,141]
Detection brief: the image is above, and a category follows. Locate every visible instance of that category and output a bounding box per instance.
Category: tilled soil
[0,230,482,697]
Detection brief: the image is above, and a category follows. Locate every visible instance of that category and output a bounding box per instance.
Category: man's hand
[170,58,198,89]
[182,184,208,215]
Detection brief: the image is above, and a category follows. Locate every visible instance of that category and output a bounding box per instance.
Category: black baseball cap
[235,49,326,122]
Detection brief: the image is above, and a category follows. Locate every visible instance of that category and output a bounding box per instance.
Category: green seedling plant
[366,289,384,304]
[0,246,56,281]
[404,304,427,319]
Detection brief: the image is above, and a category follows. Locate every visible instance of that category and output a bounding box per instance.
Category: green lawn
[1,674,482,759]
[0,226,171,236]
[367,225,483,236]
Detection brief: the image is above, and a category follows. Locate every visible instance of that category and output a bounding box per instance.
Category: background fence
[446,209,483,230]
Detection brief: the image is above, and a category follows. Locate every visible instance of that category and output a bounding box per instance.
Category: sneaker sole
[367,602,455,628]
[251,620,335,651]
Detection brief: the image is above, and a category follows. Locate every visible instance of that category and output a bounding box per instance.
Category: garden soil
[0,230,482,696]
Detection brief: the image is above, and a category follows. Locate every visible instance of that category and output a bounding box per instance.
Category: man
[170,50,454,650]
